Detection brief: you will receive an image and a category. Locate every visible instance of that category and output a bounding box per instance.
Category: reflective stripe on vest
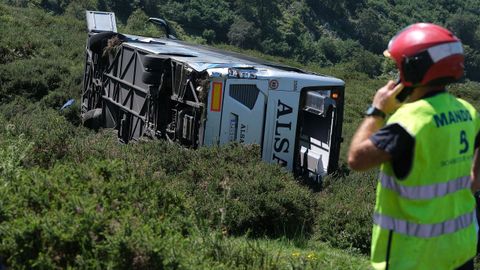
[374,210,475,238]
[380,173,471,200]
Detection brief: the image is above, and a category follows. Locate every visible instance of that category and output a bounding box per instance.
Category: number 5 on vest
[460,130,469,154]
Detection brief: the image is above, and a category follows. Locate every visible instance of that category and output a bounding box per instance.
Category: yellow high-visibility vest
[371,92,480,270]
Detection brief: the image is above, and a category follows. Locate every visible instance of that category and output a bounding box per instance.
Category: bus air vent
[229,84,260,110]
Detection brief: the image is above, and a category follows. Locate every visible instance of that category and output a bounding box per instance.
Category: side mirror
[148,18,177,39]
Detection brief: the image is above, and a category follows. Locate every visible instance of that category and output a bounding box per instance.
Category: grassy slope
[1,3,480,269]
[0,4,370,269]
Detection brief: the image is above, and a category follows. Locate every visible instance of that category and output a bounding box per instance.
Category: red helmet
[384,23,464,87]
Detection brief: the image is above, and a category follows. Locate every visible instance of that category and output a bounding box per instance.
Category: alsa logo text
[272,100,293,167]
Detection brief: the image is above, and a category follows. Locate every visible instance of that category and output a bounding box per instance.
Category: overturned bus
[81,11,345,181]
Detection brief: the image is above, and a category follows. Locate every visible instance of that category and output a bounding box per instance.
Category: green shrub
[124,9,166,38]
[449,80,480,108]
[4,2,480,266]
[172,144,316,238]
[68,137,316,239]
[0,58,69,101]
[314,170,377,254]
[344,50,383,78]
[0,123,33,179]
[0,3,84,105]
[7,106,77,167]
[0,152,368,269]
[0,159,193,269]
[227,16,259,49]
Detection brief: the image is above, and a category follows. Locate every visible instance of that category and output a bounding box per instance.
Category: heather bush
[170,144,316,238]
[0,158,194,268]
[2,2,480,268]
[7,107,77,167]
[68,134,316,238]
[0,123,33,179]
[0,122,364,268]
[314,171,377,254]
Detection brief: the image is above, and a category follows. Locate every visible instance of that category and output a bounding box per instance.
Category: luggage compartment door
[219,79,268,145]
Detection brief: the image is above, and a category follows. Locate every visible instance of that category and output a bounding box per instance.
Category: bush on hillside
[0,58,71,102]
[0,158,196,269]
[69,136,317,238]
[4,2,480,264]
[0,101,316,240]
[125,9,166,38]
[314,170,377,254]
[0,123,33,179]
[0,150,368,269]
[0,118,319,267]
[463,46,480,81]
[449,80,480,107]
[172,145,316,238]
[0,3,84,107]
[227,16,260,49]
[345,50,383,78]
[7,106,77,168]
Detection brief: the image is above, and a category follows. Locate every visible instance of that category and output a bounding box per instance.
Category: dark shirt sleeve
[369,123,415,179]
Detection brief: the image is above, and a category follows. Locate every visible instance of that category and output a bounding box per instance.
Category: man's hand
[372,80,404,114]
[348,81,402,171]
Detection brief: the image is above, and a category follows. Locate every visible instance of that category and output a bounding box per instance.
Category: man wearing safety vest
[348,23,480,270]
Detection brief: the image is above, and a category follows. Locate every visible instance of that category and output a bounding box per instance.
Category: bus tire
[142,70,162,85]
[142,55,167,71]
[82,108,103,130]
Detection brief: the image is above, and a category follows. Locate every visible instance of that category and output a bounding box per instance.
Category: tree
[355,7,393,53]
[233,0,281,34]
[98,0,136,23]
[227,16,259,49]
[463,45,480,81]
[202,29,216,44]
[446,13,480,48]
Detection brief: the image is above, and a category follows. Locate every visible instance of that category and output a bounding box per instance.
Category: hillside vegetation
[0,1,480,269]
[5,0,480,81]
